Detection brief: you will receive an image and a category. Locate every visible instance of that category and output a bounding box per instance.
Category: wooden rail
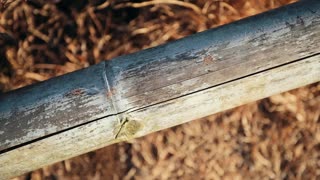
[0,0,320,178]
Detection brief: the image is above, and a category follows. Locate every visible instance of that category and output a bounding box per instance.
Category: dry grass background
[0,0,319,179]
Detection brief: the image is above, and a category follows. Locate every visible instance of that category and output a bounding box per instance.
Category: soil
[1,0,319,179]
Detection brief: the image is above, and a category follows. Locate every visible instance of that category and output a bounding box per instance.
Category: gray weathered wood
[0,0,320,178]
[0,55,319,179]
[0,64,117,151]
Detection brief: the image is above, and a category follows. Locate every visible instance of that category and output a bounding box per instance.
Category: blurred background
[0,0,319,179]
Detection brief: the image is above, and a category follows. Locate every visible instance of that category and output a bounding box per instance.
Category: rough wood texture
[1,55,319,180]
[0,0,319,179]
[0,64,117,151]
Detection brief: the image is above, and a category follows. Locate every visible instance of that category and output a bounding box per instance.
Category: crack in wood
[125,52,320,114]
[114,115,143,140]
[114,116,129,139]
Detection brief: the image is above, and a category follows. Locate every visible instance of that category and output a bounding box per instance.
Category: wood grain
[0,55,319,179]
[0,0,319,178]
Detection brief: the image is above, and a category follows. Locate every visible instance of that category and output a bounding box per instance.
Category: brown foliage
[2,0,319,179]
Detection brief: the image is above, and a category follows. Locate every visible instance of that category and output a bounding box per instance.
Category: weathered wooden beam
[0,0,320,178]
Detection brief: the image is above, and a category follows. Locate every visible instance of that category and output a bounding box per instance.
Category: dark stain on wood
[64,88,86,98]
[203,55,215,65]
